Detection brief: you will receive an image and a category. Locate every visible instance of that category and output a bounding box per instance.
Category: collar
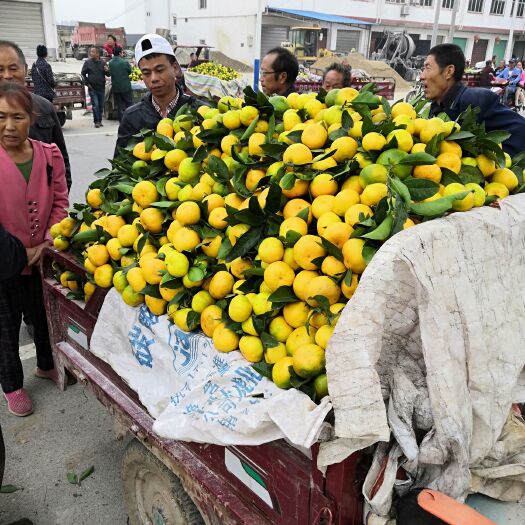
[430,81,464,114]
[151,88,180,118]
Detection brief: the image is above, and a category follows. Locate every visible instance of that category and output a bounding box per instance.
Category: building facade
[0,0,59,61]
[123,0,173,35]
[171,0,524,66]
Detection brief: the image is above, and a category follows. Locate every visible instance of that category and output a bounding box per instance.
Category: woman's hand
[27,241,51,266]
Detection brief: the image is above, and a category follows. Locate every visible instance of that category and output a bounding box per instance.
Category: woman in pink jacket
[0,81,69,416]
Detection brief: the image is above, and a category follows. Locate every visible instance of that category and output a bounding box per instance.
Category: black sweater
[0,226,27,281]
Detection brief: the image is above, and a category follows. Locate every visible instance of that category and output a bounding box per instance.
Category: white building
[123,0,173,35]
[171,0,525,66]
[0,0,59,61]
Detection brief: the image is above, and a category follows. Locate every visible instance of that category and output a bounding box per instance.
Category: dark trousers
[114,91,133,122]
[89,88,105,124]
[0,423,4,486]
[0,269,54,393]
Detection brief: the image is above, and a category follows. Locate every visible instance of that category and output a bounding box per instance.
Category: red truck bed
[41,248,365,525]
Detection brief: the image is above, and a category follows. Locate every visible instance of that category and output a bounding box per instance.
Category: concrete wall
[42,0,59,58]
[124,0,171,34]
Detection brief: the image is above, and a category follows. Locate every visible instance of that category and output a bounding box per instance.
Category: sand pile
[312,53,410,89]
[210,51,253,72]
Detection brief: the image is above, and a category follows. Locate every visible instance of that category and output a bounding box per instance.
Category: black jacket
[430,82,525,157]
[81,58,108,91]
[114,88,202,155]
[0,226,27,281]
[30,93,72,190]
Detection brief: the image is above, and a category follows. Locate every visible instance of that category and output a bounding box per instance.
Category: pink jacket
[0,139,69,273]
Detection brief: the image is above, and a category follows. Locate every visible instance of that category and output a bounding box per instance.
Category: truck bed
[41,248,364,525]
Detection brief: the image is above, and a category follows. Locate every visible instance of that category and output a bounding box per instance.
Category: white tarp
[320,194,525,516]
[90,293,331,447]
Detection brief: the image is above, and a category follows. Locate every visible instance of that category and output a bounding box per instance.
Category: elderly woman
[0,81,68,416]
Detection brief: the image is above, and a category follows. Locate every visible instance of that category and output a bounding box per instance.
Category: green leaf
[341,110,354,131]
[112,183,134,194]
[280,172,295,190]
[144,135,154,152]
[403,177,440,201]
[153,134,177,151]
[264,183,283,214]
[261,331,279,349]
[289,367,312,389]
[268,286,298,304]
[424,132,446,158]
[150,201,176,209]
[141,285,162,298]
[240,115,260,141]
[362,213,394,241]
[399,152,437,166]
[283,229,302,247]
[218,237,233,260]
[266,114,276,142]
[94,168,113,179]
[260,142,287,159]
[446,130,475,141]
[344,269,353,287]
[320,238,344,262]
[485,130,511,144]
[362,243,378,265]
[67,472,79,485]
[187,310,201,331]
[160,274,182,288]
[389,176,412,204]
[192,145,208,163]
[225,226,263,262]
[79,465,95,482]
[252,361,273,379]
[0,484,19,493]
[207,155,230,184]
[440,167,463,186]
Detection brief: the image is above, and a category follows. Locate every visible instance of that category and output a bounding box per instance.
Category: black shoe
[94,122,101,128]
[99,122,104,127]
[7,520,33,525]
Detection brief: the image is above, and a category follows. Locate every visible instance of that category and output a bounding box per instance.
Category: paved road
[1,112,129,525]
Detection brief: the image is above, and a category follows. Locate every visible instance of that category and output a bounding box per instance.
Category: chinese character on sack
[170,382,191,407]
[203,381,220,396]
[204,409,219,422]
[235,366,262,385]
[232,377,256,399]
[139,304,159,328]
[218,397,237,414]
[212,356,231,376]
[128,325,154,368]
[218,416,238,430]
[183,403,204,416]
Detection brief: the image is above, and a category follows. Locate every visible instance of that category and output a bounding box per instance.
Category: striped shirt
[151,91,180,118]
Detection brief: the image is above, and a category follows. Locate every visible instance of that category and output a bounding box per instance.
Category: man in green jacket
[108,46,132,122]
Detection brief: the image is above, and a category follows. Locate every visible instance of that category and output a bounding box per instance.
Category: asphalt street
[1,112,129,525]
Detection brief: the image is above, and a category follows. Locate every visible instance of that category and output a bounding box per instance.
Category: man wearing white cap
[115,33,199,154]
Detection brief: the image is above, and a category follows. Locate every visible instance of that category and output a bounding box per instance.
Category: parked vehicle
[71,22,126,61]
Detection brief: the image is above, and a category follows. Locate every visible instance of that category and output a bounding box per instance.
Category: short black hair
[140,52,177,65]
[323,62,352,87]
[266,47,299,85]
[428,43,465,81]
[113,46,122,57]
[36,45,48,58]
[108,34,116,42]
[90,46,101,55]
[0,40,26,65]
[486,60,492,66]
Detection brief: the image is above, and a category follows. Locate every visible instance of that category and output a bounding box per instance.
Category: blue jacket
[496,66,520,85]
[430,82,525,157]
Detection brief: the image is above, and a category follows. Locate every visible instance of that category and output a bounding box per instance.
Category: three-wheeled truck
[42,249,365,525]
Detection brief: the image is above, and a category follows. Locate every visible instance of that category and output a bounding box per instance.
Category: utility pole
[253,0,263,91]
[505,0,515,60]
[447,0,461,43]
[430,0,442,47]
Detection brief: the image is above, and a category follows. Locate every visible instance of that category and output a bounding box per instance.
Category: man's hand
[27,241,51,266]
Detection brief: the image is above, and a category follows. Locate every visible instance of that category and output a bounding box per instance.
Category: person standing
[0,81,68,416]
[81,46,109,128]
[479,60,495,88]
[115,33,201,154]
[108,46,132,122]
[103,34,117,58]
[30,45,55,103]
[0,40,71,191]
[259,47,299,97]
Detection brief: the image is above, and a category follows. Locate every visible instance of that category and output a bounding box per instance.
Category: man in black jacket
[81,46,109,128]
[422,44,525,157]
[0,40,71,191]
[114,33,201,156]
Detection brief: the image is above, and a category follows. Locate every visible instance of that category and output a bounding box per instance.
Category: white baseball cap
[135,33,175,64]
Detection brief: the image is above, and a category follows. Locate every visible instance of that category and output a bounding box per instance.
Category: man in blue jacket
[421,44,525,157]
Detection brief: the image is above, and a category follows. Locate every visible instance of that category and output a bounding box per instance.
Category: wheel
[122,439,204,525]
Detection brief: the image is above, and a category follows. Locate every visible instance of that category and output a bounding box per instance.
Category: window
[517,0,525,16]
[490,0,506,13]
[419,0,433,6]
[442,0,455,8]
[198,0,207,8]
[468,0,484,11]
[172,15,177,25]
[386,0,406,4]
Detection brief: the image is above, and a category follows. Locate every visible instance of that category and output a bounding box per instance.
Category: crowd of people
[479,56,525,108]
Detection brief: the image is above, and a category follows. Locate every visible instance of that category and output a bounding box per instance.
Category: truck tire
[122,439,204,525]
